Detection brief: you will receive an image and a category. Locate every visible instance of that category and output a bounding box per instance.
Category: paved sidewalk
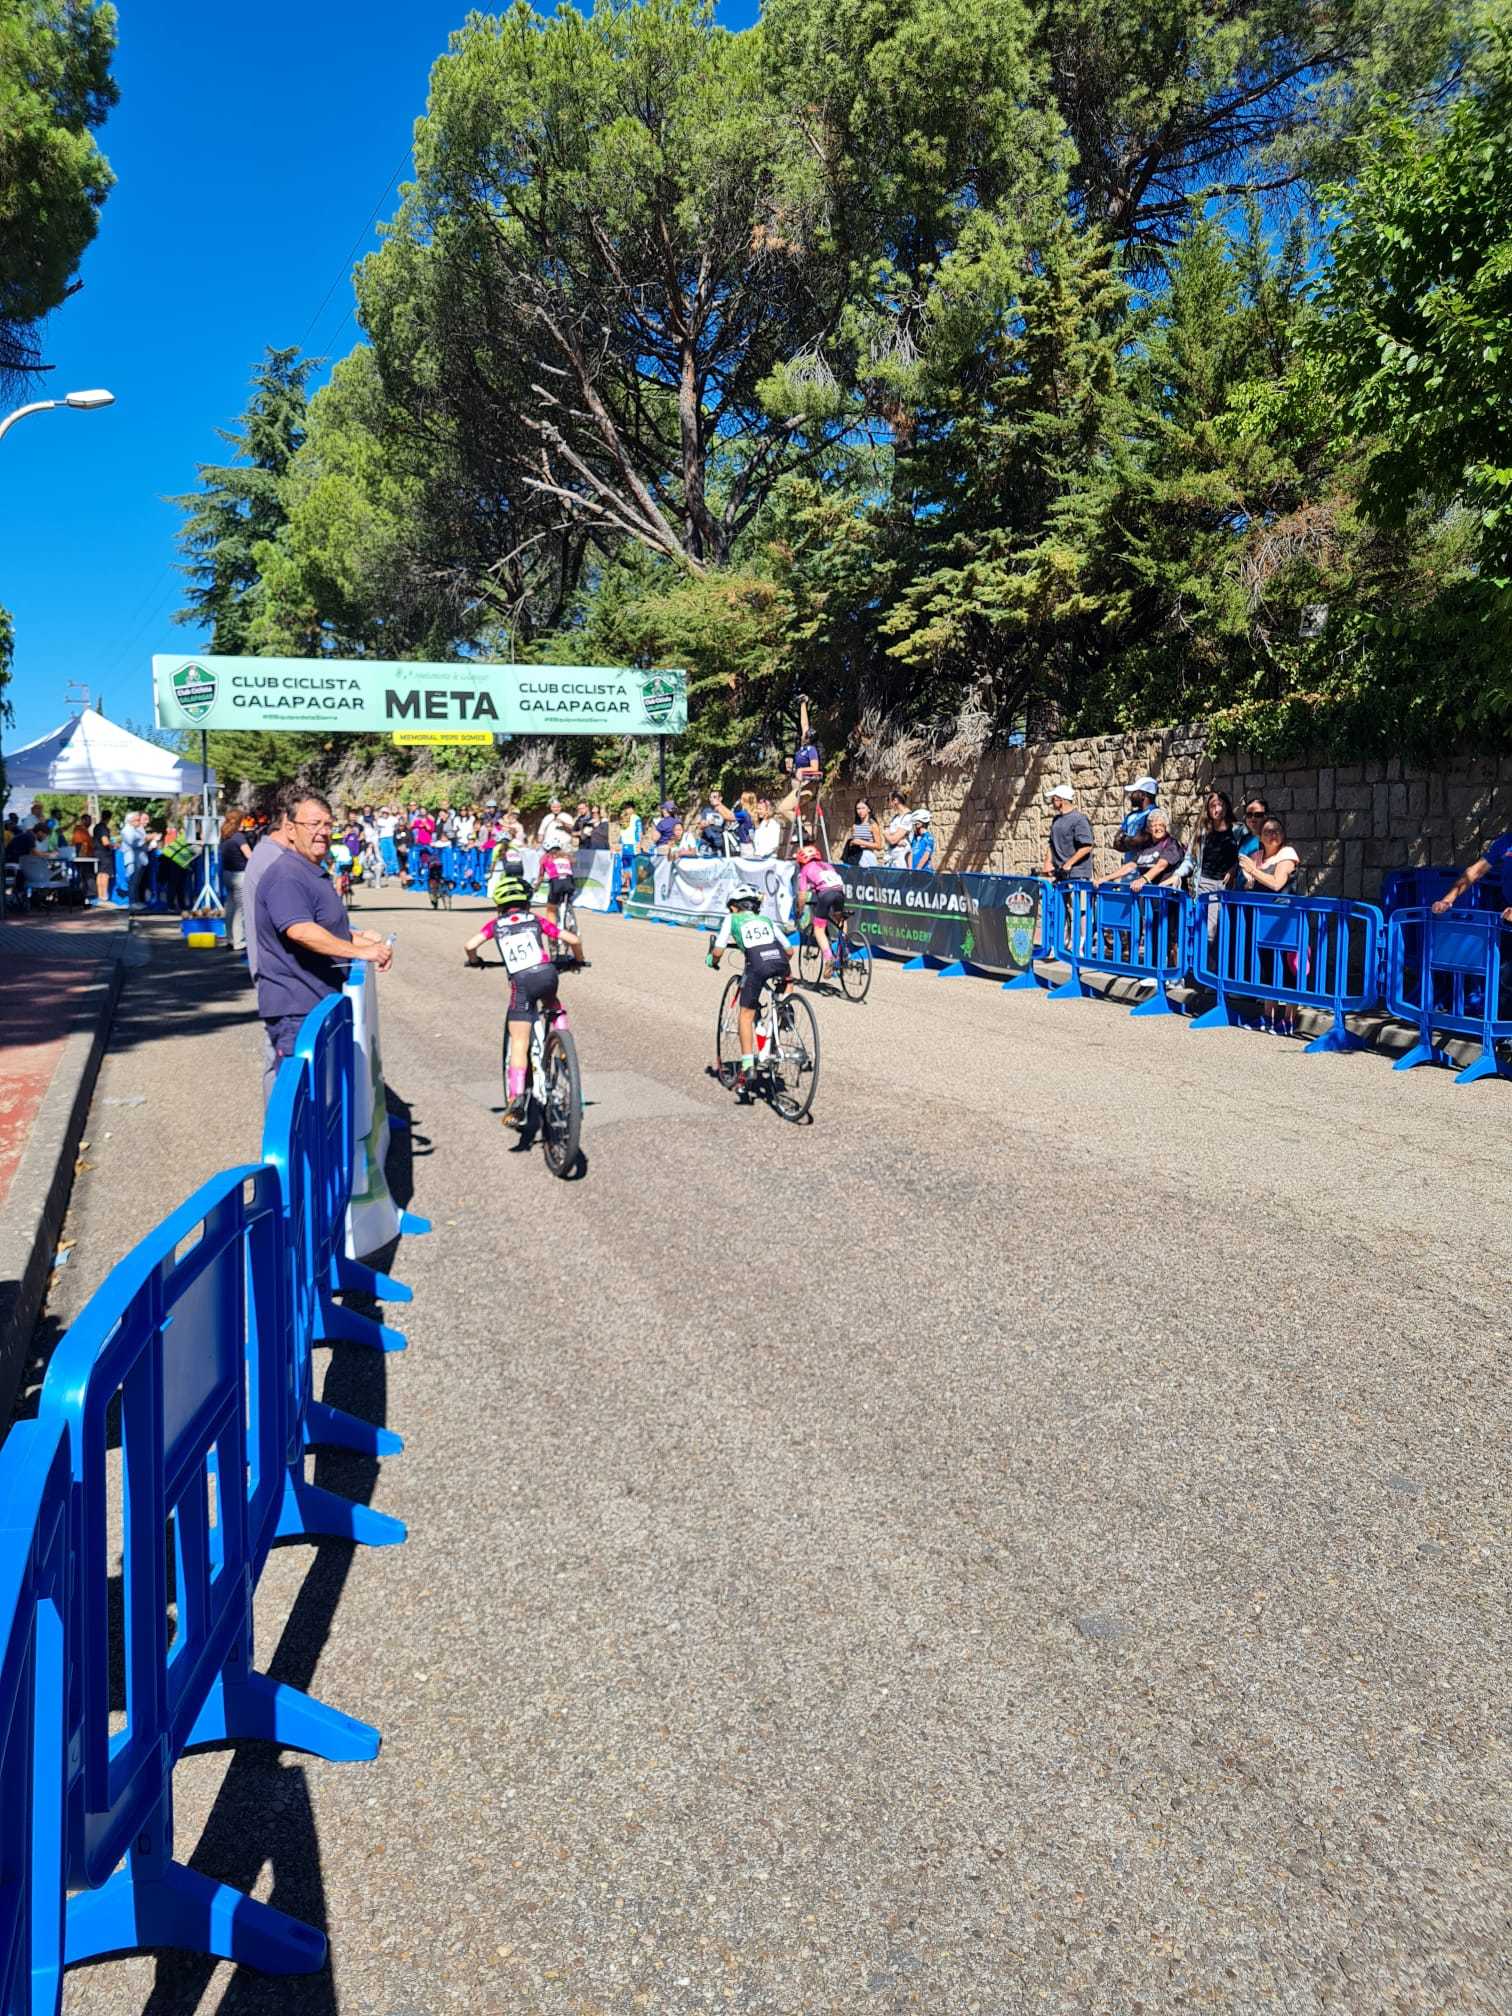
[0,910,136,1428]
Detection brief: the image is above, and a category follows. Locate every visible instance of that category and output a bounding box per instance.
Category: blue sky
[2,0,758,754]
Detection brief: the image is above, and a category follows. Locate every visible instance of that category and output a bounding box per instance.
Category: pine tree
[171,347,314,651]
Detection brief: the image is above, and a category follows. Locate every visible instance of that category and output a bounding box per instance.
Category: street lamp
[0,386,115,916]
[0,387,115,445]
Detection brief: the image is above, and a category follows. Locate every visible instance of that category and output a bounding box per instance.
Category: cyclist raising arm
[794,844,846,978]
[707,887,793,1096]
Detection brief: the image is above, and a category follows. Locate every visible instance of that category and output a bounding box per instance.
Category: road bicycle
[501,995,583,1177]
[713,970,820,1123]
[797,903,872,1002]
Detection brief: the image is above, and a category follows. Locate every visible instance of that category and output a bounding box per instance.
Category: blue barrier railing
[1046,881,1189,1015]
[0,981,414,2003]
[1387,906,1512,1085]
[0,1418,70,2016]
[1380,866,1506,917]
[1190,891,1384,1055]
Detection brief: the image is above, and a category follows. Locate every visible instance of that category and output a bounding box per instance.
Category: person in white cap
[1117,775,1160,861]
[1043,785,1094,882]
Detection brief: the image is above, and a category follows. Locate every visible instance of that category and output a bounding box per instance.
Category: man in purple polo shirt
[254,790,394,1101]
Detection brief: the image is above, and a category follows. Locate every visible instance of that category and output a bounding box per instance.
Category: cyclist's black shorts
[506,962,560,1025]
[543,876,576,907]
[807,885,845,923]
[739,951,787,1010]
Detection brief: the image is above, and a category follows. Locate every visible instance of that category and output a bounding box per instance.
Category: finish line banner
[623,855,796,929]
[153,654,687,738]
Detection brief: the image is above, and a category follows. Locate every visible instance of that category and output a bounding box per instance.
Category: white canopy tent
[4,707,214,802]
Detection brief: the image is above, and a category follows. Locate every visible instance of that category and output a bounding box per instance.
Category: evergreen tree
[171,347,314,652]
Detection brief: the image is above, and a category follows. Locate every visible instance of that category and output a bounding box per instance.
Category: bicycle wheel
[797,935,823,988]
[714,975,743,1086]
[768,989,819,1122]
[839,924,873,1002]
[540,1026,582,1177]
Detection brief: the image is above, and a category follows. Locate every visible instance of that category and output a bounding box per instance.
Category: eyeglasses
[293,818,333,834]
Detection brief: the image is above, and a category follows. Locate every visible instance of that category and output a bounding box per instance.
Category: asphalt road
[46,888,1511,2015]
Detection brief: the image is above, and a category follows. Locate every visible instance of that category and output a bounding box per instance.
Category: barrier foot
[1392,1039,1439,1073]
[398,1209,431,1235]
[1001,971,1040,992]
[1046,977,1089,1002]
[192,1669,381,1763]
[305,1397,403,1458]
[1454,1047,1503,1086]
[316,1298,407,1352]
[66,1861,327,1975]
[332,1253,413,1305]
[1304,1019,1364,1056]
[901,956,935,973]
[936,960,968,979]
[277,1473,407,1548]
[1189,1002,1240,1031]
[1129,989,1174,1017]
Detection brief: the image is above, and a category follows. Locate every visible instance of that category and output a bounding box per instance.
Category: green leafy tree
[0,0,118,390]
[172,346,315,651]
[1312,23,1512,588]
[360,0,860,574]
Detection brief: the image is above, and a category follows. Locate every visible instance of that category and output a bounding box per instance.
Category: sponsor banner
[343,966,402,1260]
[624,854,795,928]
[572,848,619,913]
[153,653,688,738]
[392,729,495,748]
[838,865,1046,973]
[839,866,971,962]
[963,874,1044,976]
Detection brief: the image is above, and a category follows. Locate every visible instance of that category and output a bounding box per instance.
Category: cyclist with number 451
[496,886,582,1128]
[707,887,793,1097]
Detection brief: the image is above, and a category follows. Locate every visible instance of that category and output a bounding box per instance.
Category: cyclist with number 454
[707,887,793,1097]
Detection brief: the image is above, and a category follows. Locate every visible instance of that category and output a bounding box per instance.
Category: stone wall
[843,726,1512,899]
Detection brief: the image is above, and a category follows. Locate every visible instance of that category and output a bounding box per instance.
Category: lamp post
[0,389,115,916]
[0,386,115,446]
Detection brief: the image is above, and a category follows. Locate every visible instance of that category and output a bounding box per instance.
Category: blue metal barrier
[0,1419,70,2016]
[1380,866,1507,917]
[1387,906,1512,1084]
[297,995,411,1353]
[39,1169,334,1977]
[1046,882,1189,1015]
[1189,891,1384,1054]
[263,1050,406,1550]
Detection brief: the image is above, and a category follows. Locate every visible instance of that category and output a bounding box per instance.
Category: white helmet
[727,886,763,911]
[912,808,932,826]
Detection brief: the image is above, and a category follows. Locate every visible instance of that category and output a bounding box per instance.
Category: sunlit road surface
[54,892,1509,2015]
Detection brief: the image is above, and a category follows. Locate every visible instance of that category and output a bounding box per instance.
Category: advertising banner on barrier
[343,969,403,1259]
[838,865,1044,973]
[572,849,619,913]
[622,854,795,928]
[965,874,1043,977]
[839,866,971,962]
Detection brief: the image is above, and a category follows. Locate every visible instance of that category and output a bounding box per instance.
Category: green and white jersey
[715,909,784,957]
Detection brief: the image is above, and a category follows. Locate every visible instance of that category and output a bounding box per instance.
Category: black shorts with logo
[506,962,560,1025]
[807,884,845,923]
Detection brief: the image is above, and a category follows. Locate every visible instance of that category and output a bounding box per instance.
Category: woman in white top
[1237,815,1302,1033]
[748,796,783,860]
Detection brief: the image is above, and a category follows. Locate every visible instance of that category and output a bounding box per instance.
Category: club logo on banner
[172,661,218,722]
[640,675,679,728]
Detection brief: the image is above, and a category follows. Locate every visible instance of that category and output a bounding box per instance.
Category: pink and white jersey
[797,858,843,898]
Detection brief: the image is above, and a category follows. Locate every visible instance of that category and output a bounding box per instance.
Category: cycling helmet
[727,886,763,911]
[795,845,821,865]
[913,808,932,826]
